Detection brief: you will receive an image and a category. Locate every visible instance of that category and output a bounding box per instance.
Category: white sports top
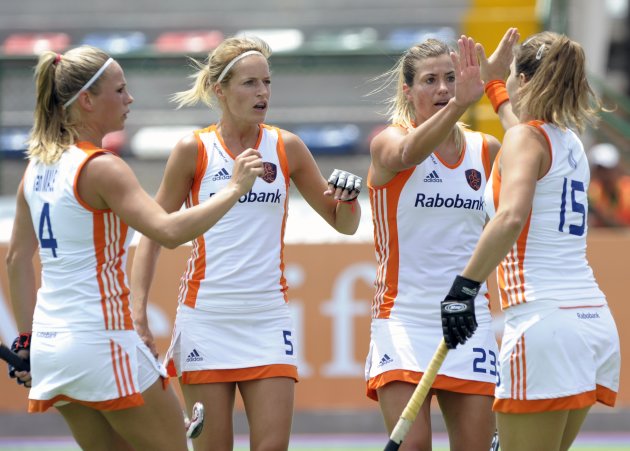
[369,129,492,325]
[23,143,133,332]
[485,121,606,309]
[177,124,290,311]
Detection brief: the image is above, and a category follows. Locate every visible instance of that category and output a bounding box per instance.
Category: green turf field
[1,432,629,451]
[0,447,629,451]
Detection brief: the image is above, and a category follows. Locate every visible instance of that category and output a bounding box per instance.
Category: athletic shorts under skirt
[28,330,165,412]
[494,303,620,413]
[165,303,298,384]
[365,317,498,401]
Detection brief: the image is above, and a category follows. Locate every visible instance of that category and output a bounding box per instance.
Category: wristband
[337,198,357,212]
[12,332,32,352]
[485,80,509,113]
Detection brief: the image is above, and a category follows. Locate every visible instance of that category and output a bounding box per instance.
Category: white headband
[217,50,264,83]
[63,58,114,108]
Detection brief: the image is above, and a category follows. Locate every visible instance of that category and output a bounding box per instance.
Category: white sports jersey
[484,121,606,309]
[369,129,492,325]
[23,143,133,332]
[177,124,290,311]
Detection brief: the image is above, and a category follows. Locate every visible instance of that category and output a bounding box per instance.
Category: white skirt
[29,329,165,412]
[365,315,498,400]
[494,303,620,413]
[165,302,298,383]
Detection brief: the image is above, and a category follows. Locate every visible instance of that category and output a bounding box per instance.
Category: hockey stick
[383,338,449,451]
[184,401,205,439]
[490,430,500,451]
[0,341,30,372]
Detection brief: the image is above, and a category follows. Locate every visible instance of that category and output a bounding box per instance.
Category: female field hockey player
[364,34,510,451]
[130,35,362,451]
[7,45,264,451]
[442,30,621,451]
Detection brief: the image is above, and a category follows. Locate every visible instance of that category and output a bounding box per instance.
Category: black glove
[441,276,480,349]
[8,332,31,384]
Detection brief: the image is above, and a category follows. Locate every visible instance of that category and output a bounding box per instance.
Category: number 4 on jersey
[39,202,58,257]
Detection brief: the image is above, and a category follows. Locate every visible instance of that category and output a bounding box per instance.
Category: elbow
[151,228,183,250]
[335,216,361,236]
[400,148,417,167]
[337,225,359,236]
[160,235,181,250]
[5,250,16,275]
[6,246,30,278]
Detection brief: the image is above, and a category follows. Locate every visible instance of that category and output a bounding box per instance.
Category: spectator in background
[587,142,630,227]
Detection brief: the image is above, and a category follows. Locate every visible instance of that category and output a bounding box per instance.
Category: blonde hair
[27,46,112,164]
[514,31,602,133]
[373,38,465,149]
[171,36,272,109]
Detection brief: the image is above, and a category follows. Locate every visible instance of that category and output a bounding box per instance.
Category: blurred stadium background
[0,0,629,449]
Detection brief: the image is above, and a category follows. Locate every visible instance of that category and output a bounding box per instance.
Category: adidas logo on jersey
[211,168,231,181]
[186,349,203,363]
[377,354,393,367]
[424,170,442,182]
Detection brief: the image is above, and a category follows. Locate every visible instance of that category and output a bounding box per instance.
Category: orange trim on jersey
[525,121,553,180]
[254,124,264,149]
[369,167,415,319]
[28,392,144,413]
[182,364,298,384]
[72,144,111,213]
[480,133,491,180]
[499,213,532,308]
[166,358,178,378]
[212,123,264,160]
[434,139,466,169]
[509,335,527,400]
[366,369,495,401]
[273,126,290,301]
[491,131,540,309]
[273,126,291,182]
[494,384,617,413]
[214,125,236,160]
[110,339,137,397]
[93,212,132,330]
[180,130,210,309]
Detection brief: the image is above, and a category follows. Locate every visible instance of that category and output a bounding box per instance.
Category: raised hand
[477,27,520,83]
[451,35,485,108]
[230,148,264,195]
